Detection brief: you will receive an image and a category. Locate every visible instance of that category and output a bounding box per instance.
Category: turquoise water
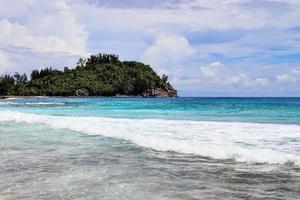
[0,97,300,199]
[1,97,300,123]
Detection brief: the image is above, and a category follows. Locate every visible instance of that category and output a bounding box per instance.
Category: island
[0,53,177,98]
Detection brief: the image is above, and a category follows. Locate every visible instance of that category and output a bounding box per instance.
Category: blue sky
[0,0,300,96]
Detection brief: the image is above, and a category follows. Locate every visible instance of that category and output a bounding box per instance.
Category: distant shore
[0,96,44,99]
[0,95,177,99]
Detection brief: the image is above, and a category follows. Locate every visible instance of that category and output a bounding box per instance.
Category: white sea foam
[0,102,65,106]
[1,111,300,165]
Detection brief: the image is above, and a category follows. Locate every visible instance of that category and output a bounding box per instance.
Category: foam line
[1,111,299,165]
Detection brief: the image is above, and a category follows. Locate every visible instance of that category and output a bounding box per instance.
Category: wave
[0,102,66,106]
[1,111,300,165]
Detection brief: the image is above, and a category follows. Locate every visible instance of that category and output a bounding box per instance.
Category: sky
[0,0,300,96]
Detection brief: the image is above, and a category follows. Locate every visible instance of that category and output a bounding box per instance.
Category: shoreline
[2,96,37,98]
[2,96,300,99]
[0,95,178,99]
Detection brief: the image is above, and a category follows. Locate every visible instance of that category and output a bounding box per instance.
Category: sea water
[0,97,299,199]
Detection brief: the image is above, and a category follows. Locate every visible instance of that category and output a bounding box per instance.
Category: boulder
[75,89,89,97]
[142,84,178,98]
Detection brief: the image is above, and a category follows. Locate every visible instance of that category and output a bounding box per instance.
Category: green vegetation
[0,53,176,97]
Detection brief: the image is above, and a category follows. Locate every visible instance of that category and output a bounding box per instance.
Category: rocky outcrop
[163,83,178,97]
[0,96,8,99]
[74,85,177,98]
[75,89,89,97]
[142,84,178,97]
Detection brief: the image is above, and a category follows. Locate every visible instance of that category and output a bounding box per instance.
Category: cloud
[291,67,300,75]
[1,0,300,96]
[200,62,223,77]
[84,0,183,9]
[142,34,195,73]
[172,61,270,93]
[0,0,88,73]
[225,74,270,87]
[72,0,300,65]
[72,0,300,43]
[27,0,88,55]
[0,1,88,56]
[276,67,300,84]
[0,19,76,54]
[0,51,12,73]
[0,0,34,18]
[199,62,270,88]
[277,74,296,83]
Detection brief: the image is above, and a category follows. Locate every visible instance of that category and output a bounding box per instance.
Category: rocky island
[0,53,177,98]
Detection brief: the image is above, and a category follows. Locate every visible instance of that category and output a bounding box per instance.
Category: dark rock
[75,89,89,97]
[142,84,178,97]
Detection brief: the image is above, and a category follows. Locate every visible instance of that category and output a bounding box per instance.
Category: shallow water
[0,97,300,199]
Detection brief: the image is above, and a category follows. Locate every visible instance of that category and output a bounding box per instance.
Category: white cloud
[277,74,296,83]
[291,67,300,75]
[255,78,270,86]
[199,62,270,88]
[0,0,300,96]
[0,0,34,18]
[172,61,270,91]
[0,19,72,54]
[0,0,88,56]
[0,51,12,73]
[225,74,270,87]
[142,34,195,73]
[276,67,300,84]
[75,0,300,31]
[0,0,89,73]
[27,0,88,55]
[72,0,300,64]
[200,61,223,77]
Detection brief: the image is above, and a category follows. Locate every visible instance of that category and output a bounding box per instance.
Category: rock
[75,89,89,97]
[115,94,132,98]
[142,84,178,97]
[0,96,9,99]
[164,83,178,97]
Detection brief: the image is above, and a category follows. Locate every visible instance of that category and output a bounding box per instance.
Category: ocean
[0,97,299,199]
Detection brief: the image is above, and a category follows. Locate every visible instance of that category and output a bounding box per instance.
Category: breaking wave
[0,102,66,106]
[1,111,300,165]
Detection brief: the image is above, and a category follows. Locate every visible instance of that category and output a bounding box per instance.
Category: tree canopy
[0,53,176,97]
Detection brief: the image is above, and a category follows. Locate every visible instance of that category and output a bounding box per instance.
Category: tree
[77,58,86,68]
[64,67,70,73]
[0,75,15,95]
[31,70,40,80]
[14,73,27,85]
[0,53,177,97]
[162,74,168,83]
